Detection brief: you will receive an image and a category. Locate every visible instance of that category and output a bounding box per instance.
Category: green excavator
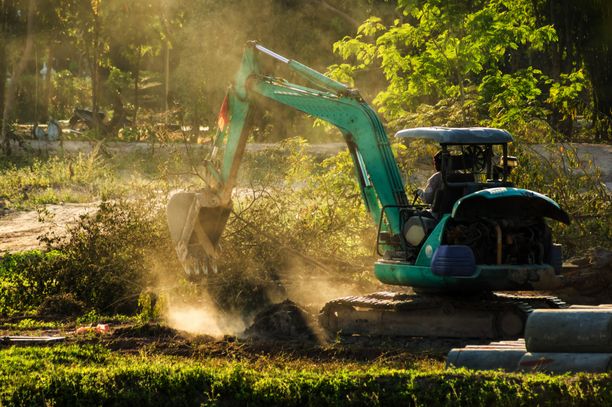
[167,41,572,340]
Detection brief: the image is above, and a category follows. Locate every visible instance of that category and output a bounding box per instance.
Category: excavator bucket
[166,190,231,279]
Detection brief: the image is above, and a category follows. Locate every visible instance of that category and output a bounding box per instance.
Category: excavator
[167,41,578,341]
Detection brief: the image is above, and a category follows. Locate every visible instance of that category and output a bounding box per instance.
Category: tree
[170,0,392,138]
[1,0,35,155]
[55,0,105,134]
[104,1,165,127]
[330,0,559,137]
[534,0,612,140]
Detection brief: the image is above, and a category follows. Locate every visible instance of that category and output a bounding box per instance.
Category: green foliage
[280,139,372,260]
[137,291,163,323]
[2,0,610,143]
[479,67,549,132]
[329,0,592,141]
[50,70,93,119]
[0,250,59,316]
[0,147,120,209]
[204,139,376,314]
[0,143,196,209]
[1,344,611,406]
[40,200,167,314]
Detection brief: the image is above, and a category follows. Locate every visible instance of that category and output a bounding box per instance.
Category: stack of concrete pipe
[447,305,612,373]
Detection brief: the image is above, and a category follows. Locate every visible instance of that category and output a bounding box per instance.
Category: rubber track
[322,291,567,312]
[319,291,567,339]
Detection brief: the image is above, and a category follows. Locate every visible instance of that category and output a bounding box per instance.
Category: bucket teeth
[167,190,231,277]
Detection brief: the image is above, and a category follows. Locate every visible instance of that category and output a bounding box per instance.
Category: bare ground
[0,203,97,253]
[0,317,469,367]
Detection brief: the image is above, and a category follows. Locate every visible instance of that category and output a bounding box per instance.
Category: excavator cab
[374,127,570,293]
[379,128,518,261]
[429,142,519,214]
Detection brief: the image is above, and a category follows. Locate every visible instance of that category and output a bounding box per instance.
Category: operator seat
[431,173,475,215]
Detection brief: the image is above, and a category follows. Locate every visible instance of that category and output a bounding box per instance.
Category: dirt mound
[243,300,319,340]
[557,247,612,305]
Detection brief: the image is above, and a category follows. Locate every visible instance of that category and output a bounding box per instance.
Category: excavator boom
[167,41,407,278]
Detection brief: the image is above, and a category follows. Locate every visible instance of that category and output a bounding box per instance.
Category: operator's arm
[420,172,442,204]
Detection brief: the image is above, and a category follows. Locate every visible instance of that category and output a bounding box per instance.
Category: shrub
[0,200,171,317]
[203,139,378,315]
[0,148,120,209]
[0,250,58,316]
[39,200,168,314]
[37,293,86,318]
[1,345,612,406]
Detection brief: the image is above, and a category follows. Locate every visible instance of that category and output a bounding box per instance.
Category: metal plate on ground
[1,336,66,345]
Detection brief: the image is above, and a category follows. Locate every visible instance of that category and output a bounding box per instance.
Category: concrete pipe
[446,348,526,372]
[518,352,612,373]
[525,309,612,353]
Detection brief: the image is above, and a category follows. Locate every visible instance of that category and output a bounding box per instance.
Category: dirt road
[24,139,612,186]
[0,203,96,253]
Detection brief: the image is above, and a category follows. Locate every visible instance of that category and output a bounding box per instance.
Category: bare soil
[0,318,468,367]
[0,203,96,253]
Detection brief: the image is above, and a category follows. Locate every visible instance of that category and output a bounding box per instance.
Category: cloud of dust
[163,293,248,337]
[273,257,371,310]
[169,0,367,142]
[148,249,248,337]
[165,304,224,337]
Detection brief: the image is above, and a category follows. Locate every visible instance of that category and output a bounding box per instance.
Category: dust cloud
[163,295,248,337]
[149,257,248,337]
[273,257,375,310]
[165,304,224,336]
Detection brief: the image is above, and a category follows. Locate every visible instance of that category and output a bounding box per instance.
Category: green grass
[0,318,64,330]
[0,344,610,406]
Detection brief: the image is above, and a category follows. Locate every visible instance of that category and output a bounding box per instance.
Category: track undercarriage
[319,292,567,340]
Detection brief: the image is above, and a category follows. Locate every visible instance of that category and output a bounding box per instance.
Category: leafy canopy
[329,0,579,138]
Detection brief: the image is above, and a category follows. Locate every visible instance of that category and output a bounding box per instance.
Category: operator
[417,151,443,205]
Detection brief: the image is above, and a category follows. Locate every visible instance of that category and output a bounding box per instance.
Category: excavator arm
[167,42,408,278]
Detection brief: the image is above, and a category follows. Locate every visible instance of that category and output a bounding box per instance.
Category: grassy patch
[0,344,610,406]
[0,143,196,210]
[0,151,118,209]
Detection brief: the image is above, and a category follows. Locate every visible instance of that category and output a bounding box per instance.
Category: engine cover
[451,187,570,224]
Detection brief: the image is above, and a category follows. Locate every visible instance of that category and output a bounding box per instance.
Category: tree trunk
[164,40,169,123]
[133,45,141,127]
[91,9,100,136]
[0,35,6,152]
[1,0,36,155]
[580,0,612,141]
[587,50,612,140]
[41,43,53,120]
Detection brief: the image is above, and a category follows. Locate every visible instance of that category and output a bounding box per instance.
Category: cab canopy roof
[395,127,513,144]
